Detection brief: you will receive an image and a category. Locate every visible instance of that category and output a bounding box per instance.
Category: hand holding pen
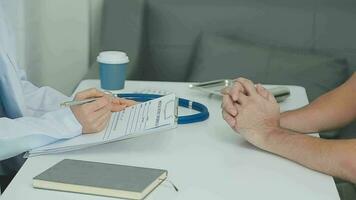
[63,88,136,134]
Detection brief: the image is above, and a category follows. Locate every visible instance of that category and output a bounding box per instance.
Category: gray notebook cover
[34,159,167,193]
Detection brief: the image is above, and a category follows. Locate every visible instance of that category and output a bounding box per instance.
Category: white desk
[1,80,340,200]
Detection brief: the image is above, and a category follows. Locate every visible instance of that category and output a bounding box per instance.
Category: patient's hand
[221,79,247,127]
[222,78,281,149]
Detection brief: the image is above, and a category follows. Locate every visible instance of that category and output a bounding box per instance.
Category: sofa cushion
[188,34,350,101]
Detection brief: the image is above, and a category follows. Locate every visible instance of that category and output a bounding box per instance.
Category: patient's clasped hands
[222,78,281,149]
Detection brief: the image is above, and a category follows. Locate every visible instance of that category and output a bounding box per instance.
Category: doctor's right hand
[70,88,112,134]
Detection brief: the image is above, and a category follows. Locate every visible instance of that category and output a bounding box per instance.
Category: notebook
[33,159,168,200]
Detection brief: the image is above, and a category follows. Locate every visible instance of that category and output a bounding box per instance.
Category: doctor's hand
[71,88,113,134]
[111,97,136,112]
[222,78,281,149]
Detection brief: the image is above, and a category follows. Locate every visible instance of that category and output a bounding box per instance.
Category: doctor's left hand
[70,88,135,134]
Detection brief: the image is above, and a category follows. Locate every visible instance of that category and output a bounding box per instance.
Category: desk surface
[1,80,339,200]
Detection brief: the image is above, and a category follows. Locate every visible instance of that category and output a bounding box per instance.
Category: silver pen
[60,98,100,107]
[61,91,115,107]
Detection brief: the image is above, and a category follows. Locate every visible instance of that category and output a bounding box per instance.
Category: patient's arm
[264,128,356,183]
[280,73,356,133]
[222,78,356,183]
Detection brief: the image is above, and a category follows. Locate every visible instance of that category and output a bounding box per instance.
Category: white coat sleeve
[17,67,75,117]
[0,108,82,160]
[0,6,83,161]
[0,69,83,160]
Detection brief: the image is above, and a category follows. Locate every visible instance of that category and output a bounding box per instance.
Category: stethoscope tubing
[116,93,209,124]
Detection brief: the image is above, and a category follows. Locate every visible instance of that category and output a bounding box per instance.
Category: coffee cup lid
[97,51,129,64]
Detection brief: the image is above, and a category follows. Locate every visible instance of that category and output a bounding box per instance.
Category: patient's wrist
[280,111,294,129]
[280,109,318,133]
[261,126,289,152]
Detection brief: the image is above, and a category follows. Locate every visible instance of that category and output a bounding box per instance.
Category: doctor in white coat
[0,1,135,191]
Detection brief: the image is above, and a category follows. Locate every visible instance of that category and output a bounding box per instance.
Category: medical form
[28,94,178,157]
[103,94,176,140]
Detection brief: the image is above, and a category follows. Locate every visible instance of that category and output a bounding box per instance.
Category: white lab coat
[0,4,82,162]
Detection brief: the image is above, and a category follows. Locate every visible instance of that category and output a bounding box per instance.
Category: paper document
[29,94,178,157]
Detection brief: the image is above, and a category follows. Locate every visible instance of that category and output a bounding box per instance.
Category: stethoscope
[116,93,209,124]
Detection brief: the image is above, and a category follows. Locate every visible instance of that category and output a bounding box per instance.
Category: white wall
[89,0,104,65]
[23,0,91,95]
[4,0,104,95]
[0,0,26,68]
